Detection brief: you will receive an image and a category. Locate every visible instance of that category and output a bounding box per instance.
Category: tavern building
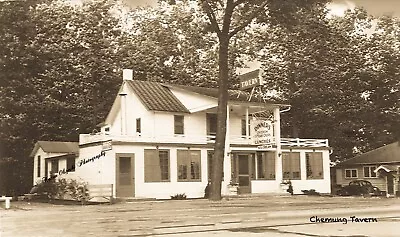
[31,69,331,199]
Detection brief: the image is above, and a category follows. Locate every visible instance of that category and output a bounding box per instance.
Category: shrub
[34,177,89,202]
[171,193,187,200]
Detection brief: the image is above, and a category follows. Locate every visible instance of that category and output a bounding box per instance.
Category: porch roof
[374,165,398,173]
[335,141,400,167]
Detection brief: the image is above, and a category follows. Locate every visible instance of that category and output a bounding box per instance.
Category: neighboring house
[335,142,400,196]
[30,141,79,185]
[31,70,331,199]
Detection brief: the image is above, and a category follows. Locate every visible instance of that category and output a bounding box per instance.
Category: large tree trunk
[210,36,230,201]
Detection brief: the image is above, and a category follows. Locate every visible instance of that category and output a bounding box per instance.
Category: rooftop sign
[239,69,263,90]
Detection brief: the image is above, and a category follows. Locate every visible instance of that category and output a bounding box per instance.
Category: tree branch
[201,0,222,36]
[233,0,246,8]
[228,0,269,38]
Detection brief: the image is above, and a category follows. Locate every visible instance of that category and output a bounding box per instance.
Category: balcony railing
[80,133,328,148]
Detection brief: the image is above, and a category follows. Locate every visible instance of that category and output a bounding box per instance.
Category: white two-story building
[67,70,331,199]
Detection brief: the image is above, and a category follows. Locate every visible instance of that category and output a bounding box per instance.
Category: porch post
[274,107,283,182]
[245,107,249,138]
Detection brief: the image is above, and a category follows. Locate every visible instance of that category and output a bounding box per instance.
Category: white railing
[281,138,329,147]
[79,133,329,148]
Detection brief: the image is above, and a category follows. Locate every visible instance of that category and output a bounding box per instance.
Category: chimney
[119,69,132,135]
[123,69,133,81]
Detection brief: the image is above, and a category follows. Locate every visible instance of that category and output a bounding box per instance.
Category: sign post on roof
[239,69,264,90]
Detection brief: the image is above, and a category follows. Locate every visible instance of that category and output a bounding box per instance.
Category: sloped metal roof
[30,141,79,157]
[126,80,190,113]
[336,141,400,167]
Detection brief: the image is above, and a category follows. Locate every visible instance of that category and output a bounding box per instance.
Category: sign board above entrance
[251,119,274,146]
[239,69,264,90]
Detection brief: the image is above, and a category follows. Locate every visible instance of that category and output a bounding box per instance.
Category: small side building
[335,141,400,197]
[30,141,79,185]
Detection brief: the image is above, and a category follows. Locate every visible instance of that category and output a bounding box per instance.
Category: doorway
[116,153,135,197]
[387,174,394,196]
[232,153,254,194]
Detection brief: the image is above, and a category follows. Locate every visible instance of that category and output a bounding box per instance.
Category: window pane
[159,151,169,181]
[345,170,351,178]
[177,150,188,180]
[136,118,141,133]
[351,169,357,177]
[67,157,75,172]
[145,150,169,182]
[257,152,275,180]
[257,153,265,179]
[364,167,370,177]
[371,167,377,177]
[207,114,217,135]
[241,119,246,136]
[190,151,201,180]
[51,160,59,174]
[37,156,41,177]
[174,115,184,134]
[306,152,323,179]
[282,152,300,180]
[119,157,131,185]
[178,150,201,181]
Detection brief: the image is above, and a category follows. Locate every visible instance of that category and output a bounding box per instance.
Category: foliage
[255,7,399,160]
[35,177,89,202]
[170,193,187,200]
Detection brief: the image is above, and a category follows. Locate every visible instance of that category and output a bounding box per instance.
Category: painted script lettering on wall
[251,120,274,145]
[78,151,106,167]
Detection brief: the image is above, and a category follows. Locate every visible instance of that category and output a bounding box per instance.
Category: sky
[125,0,400,17]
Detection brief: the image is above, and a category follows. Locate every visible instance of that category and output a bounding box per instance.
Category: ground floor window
[306,152,323,179]
[67,156,76,172]
[282,152,300,180]
[51,159,59,175]
[177,150,201,181]
[256,151,275,180]
[345,169,358,178]
[363,166,377,178]
[144,149,170,182]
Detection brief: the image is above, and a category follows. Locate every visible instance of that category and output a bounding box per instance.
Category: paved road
[1,195,399,236]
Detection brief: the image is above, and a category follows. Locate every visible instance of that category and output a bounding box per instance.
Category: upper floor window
[306,152,324,179]
[144,149,170,182]
[241,119,251,137]
[174,115,184,135]
[37,155,41,177]
[282,152,300,180]
[136,118,141,133]
[104,126,110,135]
[363,166,377,178]
[177,150,201,181]
[206,113,217,136]
[345,169,358,178]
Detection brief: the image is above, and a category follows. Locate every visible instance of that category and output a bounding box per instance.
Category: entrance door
[237,154,252,194]
[116,153,135,197]
[387,174,394,195]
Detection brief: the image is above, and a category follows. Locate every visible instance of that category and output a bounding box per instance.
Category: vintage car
[336,180,381,196]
